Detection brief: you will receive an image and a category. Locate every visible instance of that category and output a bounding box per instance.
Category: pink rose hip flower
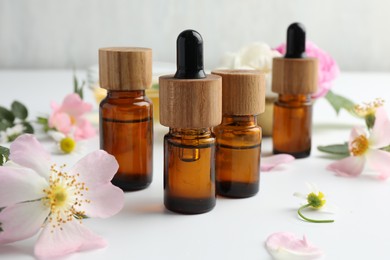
[275,41,340,99]
[327,107,390,179]
[0,134,124,258]
[49,93,96,140]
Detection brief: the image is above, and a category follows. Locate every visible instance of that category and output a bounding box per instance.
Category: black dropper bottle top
[285,23,306,59]
[174,29,206,79]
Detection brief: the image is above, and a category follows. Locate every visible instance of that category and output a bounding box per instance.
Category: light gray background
[1,0,389,70]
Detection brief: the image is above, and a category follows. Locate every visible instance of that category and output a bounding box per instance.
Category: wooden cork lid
[211,70,266,116]
[99,47,152,90]
[272,57,318,95]
[159,75,222,128]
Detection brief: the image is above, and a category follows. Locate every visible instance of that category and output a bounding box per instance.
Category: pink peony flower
[261,154,295,171]
[275,41,340,99]
[327,107,390,179]
[265,232,323,260]
[49,93,95,140]
[0,134,124,258]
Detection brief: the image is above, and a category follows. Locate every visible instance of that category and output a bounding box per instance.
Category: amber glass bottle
[159,30,222,214]
[212,70,265,198]
[99,47,153,191]
[272,23,318,158]
[163,128,215,214]
[273,94,312,158]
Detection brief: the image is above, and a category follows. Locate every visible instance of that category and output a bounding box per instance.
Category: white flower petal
[34,220,107,258]
[9,134,51,179]
[47,130,66,142]
[0,166,47,207]
[77,183,124,218]
[0,200,49,244]
[69,150,119,187]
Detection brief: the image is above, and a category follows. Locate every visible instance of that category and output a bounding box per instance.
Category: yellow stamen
[354,98,384,117]
[307,192,326,209]
[42,164,90,231]
[350,135,369,156]
[70,116,77,125]
[60,137,76,154]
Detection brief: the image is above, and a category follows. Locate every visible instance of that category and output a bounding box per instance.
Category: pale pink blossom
[49,93,95,140]
[0,134,124,258]
[327,107,390,179]
[266,232,323,260]
[275,41,340,99]
[261,154,295,171]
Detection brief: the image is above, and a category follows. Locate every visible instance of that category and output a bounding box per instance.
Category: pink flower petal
[0,201,49,244]
[49,112,72,134]
[261,154,295,171]
[69,150,119,187]
[9,134,52,179]
[76,183,124,218]
[265,232,323,260]
[34,220,107,258]
[74,118,96,140]
[0,166,47,207]
[327,156,366,177]
[366,149,390,180]
[59,93,92,117]
[349,126,366,146]
[370,107,390,149]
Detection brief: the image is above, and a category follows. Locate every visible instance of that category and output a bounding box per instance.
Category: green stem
[298,204,334,223]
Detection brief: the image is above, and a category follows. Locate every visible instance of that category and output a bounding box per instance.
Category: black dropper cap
[174,29,206,79]
[285,23,306,59]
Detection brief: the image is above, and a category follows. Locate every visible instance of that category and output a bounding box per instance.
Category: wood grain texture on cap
[99,47,152,90]
[159,74,222,128]
[212,70,265,116]
[272,57,318,95]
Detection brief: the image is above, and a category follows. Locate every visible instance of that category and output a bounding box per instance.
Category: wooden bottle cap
[159,75,222,128]
[211,70,266,116]
[99,47,152,90]
[272,57,318,95]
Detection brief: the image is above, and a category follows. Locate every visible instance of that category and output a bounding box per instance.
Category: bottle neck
[278,94,311,104]
[169,128,211,139]
[221,115,257,127]
[107,90,145,98]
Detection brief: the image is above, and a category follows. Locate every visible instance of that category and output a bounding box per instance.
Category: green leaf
[151,83,159,90]
[0,121,12,131]
[0,146,10,166]
[22,122,34,134]
[11,101,28,120]
[325,91,358,117]
[37,116,48,125]
[317,143,350,156]
[0,106,15,123]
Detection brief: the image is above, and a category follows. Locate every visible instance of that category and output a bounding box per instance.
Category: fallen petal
[34,219,107,258]
[9,134,52,179]
[265,232,323,260]
[326,156,365,177]
[0,201,49,244]
[261,154,295,171]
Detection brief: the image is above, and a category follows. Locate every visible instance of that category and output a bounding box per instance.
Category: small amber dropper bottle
[159,30,222,214]
[99,47,153,191]
[272,23,318,158]
[211,70,265,198]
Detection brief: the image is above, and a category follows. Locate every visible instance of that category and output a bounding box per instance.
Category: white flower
[218,42,282,97]
[0,124,25,143]
[48,130,81,154]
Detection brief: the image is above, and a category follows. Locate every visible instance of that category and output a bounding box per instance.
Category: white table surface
[0,70,390,260]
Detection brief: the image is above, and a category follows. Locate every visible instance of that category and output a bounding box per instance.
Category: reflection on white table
[0,70,390,260]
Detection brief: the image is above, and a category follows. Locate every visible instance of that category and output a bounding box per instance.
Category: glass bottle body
[213,115,262,198]
[164,128,216,214]
[273,94,312,158]
[100,90,153,191]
